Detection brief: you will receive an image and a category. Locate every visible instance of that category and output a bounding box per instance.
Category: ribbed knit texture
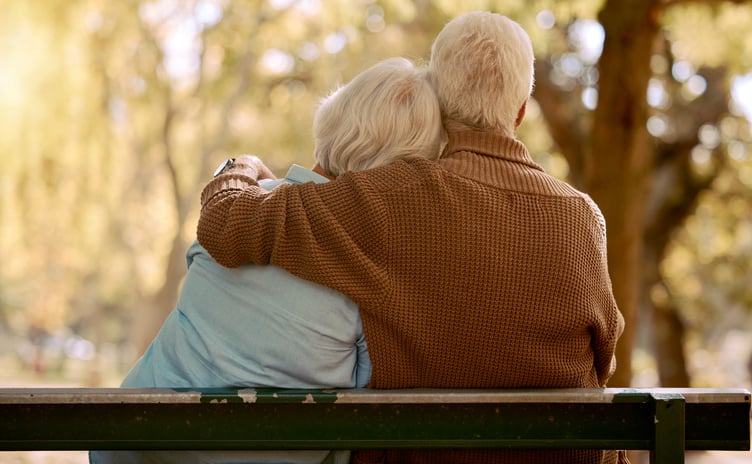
[198,129,626,464]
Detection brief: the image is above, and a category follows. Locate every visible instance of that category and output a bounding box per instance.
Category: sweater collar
[441,129,544,173]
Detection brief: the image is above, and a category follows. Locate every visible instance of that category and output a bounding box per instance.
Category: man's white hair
[314,57,443,177]
[428,11,535,135]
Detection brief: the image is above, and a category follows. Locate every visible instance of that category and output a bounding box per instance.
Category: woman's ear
[515,100,527,129]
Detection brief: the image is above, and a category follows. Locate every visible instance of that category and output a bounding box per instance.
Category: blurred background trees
[1,0,750,389]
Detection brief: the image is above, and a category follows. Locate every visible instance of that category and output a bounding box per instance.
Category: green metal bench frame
[1,387,749,464]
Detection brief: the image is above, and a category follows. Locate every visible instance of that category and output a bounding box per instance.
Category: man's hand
[228,155,277,181]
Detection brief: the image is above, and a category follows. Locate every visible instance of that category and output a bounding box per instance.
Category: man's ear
[514,100,527,129]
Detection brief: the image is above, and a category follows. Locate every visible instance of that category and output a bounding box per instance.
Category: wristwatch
[213,158,236,177]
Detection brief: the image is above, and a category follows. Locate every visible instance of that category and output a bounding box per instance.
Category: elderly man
[198,11,626,464]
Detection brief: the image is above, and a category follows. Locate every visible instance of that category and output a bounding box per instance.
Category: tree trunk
[642,223,691,387]
[653,288,691,387]
[133,233,187,356]
[585,0,662,387]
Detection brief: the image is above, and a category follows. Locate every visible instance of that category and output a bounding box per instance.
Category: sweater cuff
[200,173,259,206]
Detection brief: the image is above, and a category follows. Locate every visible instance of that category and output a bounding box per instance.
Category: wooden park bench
[0,387,749,464]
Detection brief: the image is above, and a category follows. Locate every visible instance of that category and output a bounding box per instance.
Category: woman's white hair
[314,57,443,177]
[428,11,535,135]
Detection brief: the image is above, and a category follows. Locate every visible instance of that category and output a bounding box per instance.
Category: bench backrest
[1,387,749,464]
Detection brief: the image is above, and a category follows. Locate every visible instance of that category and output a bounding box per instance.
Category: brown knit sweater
[198,129,626,464]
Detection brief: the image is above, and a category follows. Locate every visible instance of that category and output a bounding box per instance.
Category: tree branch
[644,65,731,259]
[532,58,588,188]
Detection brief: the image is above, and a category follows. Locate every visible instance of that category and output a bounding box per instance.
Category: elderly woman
[89,56,443,464]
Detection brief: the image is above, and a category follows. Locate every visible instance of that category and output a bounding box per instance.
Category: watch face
[213,158,235,177]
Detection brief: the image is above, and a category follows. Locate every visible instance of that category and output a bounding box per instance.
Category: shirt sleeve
[196,169,395,306]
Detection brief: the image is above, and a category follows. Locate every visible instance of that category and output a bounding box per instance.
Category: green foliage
[665,154,752,333]
[663,2,752,73]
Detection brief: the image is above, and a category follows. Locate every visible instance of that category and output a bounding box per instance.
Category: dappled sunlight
[732,73,752,123]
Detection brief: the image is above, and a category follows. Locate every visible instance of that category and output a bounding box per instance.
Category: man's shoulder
[524,167,587,199]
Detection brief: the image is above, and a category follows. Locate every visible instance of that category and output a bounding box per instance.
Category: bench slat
[2,387,748,404]
[0,387,749,460]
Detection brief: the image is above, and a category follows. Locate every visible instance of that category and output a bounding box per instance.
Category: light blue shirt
[90,166,369,464]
